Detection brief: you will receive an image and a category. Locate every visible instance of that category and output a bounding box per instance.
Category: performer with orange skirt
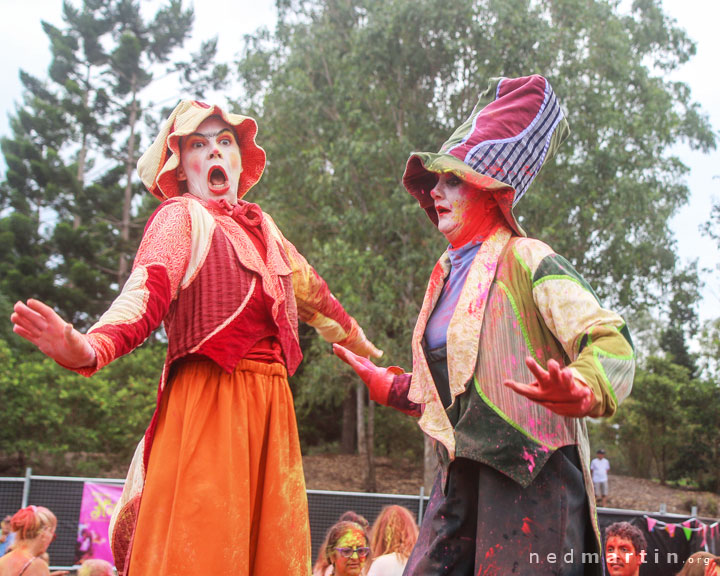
[11,100,381,575]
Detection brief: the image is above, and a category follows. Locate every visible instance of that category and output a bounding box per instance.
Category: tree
[0,2,131,323]
[658,266,701,375]
[616,357,687,483]
[236,0,715,487]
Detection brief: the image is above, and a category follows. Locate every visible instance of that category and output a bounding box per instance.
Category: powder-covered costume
[388,76,635,575]
[72,101,379,575]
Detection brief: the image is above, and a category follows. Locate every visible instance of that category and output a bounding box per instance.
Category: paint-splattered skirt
[404,447,599,576]
[126,358,311,575]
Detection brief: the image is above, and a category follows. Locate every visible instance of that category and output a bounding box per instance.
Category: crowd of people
[1,501,718,574]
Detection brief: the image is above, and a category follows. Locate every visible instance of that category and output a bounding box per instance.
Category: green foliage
[0,334,162,476]
[236,0,715,455]
[607,356,720,492]
[617,357,688,483]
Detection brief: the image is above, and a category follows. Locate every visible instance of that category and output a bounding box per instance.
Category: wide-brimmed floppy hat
[137,100,266,202]
[402,75,569,236]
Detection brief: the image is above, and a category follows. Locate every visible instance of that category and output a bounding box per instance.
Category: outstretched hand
[332,343,395,405]
[504,357,595,417]
[11,299,96,369]
[342,331,383,360]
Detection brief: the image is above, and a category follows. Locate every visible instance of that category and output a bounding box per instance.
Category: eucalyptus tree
[236,0,715,488]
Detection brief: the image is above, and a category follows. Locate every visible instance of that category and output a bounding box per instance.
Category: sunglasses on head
[335,546,370,559]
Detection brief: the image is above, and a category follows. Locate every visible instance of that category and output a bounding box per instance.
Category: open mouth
[436,204,451,216]
[207,166,230,194]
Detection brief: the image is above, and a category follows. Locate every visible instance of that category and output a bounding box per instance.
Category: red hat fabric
[403,75,570,236]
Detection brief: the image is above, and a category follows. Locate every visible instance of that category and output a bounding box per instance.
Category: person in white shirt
[590,449,611,506]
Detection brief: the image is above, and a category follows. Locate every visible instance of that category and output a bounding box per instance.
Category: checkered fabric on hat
[403,75,569,236]
[137,100,266,202]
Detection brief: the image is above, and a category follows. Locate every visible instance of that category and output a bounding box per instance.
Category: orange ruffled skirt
[127,358,311,575]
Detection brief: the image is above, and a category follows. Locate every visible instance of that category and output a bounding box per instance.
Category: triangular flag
[682,520,692,528]
[647,518,657,532]
[667,524,676,537]
[682,527,692,541]
[701,525,708,548]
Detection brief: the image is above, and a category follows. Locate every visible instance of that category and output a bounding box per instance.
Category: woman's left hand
[504,357,596,417]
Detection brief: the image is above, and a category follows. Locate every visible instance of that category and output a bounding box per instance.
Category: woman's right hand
[332,344,397,405]
[11,299,96,369]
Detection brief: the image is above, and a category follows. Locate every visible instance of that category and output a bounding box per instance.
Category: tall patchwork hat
[137,100,266,202]
[403,75,569,236]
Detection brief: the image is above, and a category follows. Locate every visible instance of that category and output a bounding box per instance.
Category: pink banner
[76,482,123,565]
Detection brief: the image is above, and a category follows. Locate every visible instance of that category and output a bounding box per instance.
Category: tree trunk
[423,435,438,493]
[365,400,376,492]
[340,387,356,454]
[74,64,91,230]
[119,74,138,284]
[356,381,367,457]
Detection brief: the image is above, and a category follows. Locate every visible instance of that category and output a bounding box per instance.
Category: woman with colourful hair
[367,505,418,576]
[11,101,381,575]
[313,521,370,576]
[334,75,635,574]
[0,506,67,576]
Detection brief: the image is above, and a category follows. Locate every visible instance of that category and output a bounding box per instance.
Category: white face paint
[177,116,243,204]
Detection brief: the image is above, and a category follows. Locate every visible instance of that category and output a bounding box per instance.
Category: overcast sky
[1,0,718,322]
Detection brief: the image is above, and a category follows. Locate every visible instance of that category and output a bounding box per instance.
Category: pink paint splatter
[522,447,535,474]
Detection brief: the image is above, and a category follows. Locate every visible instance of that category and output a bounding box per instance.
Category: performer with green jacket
[334,74,635,575]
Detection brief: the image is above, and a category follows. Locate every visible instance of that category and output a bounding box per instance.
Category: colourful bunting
[640,515,720,549]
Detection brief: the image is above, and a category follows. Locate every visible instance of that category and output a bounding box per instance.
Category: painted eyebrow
[186,128,236,140]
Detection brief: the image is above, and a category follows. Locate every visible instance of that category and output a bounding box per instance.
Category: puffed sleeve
[518,239,635,418]
[76,200,193,375]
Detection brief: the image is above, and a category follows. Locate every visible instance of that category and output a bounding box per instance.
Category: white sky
[0,0,718,322]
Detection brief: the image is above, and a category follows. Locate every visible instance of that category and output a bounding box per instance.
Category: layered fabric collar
[403,75,570,236]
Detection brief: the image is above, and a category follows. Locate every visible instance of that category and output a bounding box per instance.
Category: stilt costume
[389,76,636,575]
[72,101,379,575]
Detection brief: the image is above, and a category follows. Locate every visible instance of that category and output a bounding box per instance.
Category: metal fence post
[21,467,32,508]
[418,485,425,525]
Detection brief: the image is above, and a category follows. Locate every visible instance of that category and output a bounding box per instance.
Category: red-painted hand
[503,357,595,417]
[332,343,395,405]
[11,299,96,369]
